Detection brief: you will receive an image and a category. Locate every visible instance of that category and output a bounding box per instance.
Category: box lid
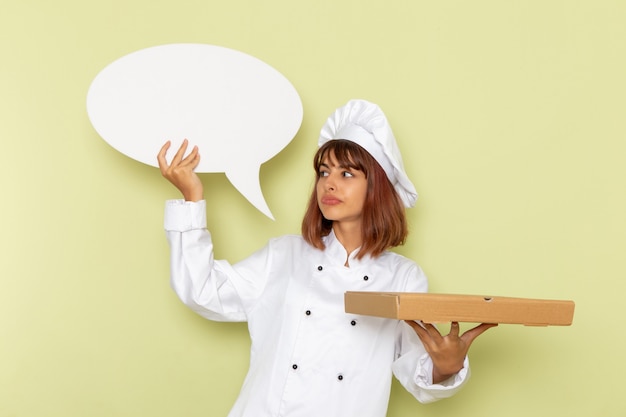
[344,292,575,326]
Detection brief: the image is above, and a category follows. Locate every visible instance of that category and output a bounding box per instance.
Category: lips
[320,195,342,205]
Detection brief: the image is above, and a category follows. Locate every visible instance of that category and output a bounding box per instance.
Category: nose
[325,175,336,191]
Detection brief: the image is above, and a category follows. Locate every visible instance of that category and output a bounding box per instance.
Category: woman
[157,99,495,417]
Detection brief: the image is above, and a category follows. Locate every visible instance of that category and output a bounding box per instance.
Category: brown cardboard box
[344,292,575,326]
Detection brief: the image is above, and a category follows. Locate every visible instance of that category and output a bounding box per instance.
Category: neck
[332,222,363,257]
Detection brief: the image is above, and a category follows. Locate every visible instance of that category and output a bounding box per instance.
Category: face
[316,151,368,227]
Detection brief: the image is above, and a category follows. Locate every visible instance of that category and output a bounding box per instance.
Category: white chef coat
[164,199,469,417]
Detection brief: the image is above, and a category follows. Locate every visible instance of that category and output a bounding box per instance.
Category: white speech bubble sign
[86,43,303,219]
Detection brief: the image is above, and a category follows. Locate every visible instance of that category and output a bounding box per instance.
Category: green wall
[1,1,624,416]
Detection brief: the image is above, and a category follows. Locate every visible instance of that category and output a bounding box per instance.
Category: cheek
[355,182,368,207]
[315,180,325,204]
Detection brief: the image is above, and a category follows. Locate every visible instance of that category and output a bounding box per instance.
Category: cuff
[164,199,207,231]
[415,353,470,390]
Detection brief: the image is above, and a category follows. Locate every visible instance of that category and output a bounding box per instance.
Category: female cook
[157,99,495,417]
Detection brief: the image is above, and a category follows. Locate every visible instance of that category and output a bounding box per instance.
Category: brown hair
[301,139,408,258]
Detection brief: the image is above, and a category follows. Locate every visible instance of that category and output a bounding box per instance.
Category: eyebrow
[320,161,351,170]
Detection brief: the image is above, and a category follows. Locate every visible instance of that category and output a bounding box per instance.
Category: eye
[318,170,329,177]
[342,170,354,178]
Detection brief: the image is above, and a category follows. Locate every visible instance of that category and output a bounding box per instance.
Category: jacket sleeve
[391,264,470,403]
[163,199,266,322]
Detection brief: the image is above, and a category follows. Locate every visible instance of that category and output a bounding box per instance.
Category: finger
[192,148,201,168]
[171,139,189,166]
[157,141,172,173]
[449,321,460,337]
[184,147,201,170]
[404,320,442,345]
[180,145,199,167]
[404,320,429,340]
[419,322,444,342]
[461,323,498,344]
[405,320,438,353]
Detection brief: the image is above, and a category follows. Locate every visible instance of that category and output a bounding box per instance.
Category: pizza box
[344,292,575,326]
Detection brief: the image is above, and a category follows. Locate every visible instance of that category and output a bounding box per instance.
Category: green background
[1,1,624,416]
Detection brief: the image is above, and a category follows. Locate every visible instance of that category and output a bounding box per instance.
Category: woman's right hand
[157,139,204,202]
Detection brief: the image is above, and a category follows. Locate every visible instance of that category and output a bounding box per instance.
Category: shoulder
[266,234,318,253]
[235,234,318,271]
[377,250,420,271]
[374,250,428,292]
[268,234,306,245]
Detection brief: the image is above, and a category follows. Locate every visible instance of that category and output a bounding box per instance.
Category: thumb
[461,323,498,344]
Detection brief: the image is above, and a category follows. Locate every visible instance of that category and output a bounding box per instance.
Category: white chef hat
[318,99,418,208]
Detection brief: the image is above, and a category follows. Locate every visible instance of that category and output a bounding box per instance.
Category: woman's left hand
[404,320,497,384]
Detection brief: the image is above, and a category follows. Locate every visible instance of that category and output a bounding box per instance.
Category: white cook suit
[164,200,469,417]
